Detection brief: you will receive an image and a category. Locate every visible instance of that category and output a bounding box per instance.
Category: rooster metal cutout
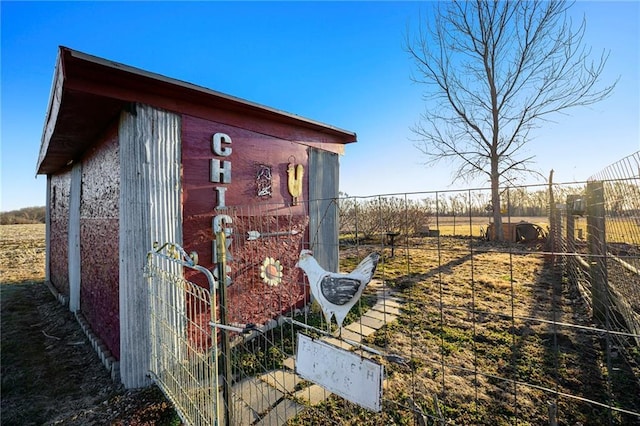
[287,162,304,206]
[296,249,380,333]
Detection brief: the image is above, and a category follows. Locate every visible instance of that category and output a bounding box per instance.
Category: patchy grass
[3,224,638,424]
[230,293,378,379]
[289,236,640,425]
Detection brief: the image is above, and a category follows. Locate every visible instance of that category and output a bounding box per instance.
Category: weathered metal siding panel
[119,104,181,389]
[308,148,339,273]
[68,162,82,313]
[50,170,71,296]
[80,126,120,358]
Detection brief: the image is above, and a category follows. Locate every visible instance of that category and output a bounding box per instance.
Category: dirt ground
[1,281,180,425]
[1,224,180,425]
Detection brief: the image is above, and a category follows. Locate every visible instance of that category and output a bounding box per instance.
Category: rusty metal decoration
[246,229,300,241]
[256,164,272,198]
[287,157,304,205]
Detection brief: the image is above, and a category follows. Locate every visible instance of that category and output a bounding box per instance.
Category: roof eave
[36,52,65,175]
[64,47,357,141]
[36,46,357,175]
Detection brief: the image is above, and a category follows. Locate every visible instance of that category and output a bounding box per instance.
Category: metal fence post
[214,215,234,426]
[586,181,608,324]
[554,205,562,268]
[547,171,558,261]
[548,401,558,426]
[566,194,577,288]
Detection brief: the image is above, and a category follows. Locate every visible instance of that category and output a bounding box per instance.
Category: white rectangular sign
[295,333,384,412]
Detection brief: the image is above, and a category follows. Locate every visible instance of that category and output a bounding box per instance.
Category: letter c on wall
[212,133,232,157]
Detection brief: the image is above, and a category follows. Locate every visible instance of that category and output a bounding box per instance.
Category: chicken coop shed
[36,46,356,388]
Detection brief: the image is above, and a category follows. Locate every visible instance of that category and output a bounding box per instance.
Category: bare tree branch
[405,0,616,240]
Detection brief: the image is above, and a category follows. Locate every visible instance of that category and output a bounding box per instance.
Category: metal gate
[143,228,388,426]
[146,242,221,426]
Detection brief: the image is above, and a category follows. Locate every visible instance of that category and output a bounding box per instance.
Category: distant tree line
[338,194,432,240]
[337,185,595,240]
[0,206,46,224]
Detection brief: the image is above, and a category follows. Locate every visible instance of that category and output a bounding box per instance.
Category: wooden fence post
[566,195,577,287]
[547,171,556,255]
[554,204,562,268]
[586,181,608,324]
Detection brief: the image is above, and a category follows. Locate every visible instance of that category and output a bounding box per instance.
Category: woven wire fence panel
[589,152,640,343]
[300,188,637,424]
[148,181,639,425]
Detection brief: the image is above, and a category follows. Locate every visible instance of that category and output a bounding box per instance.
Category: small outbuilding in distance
[36,46,357,388]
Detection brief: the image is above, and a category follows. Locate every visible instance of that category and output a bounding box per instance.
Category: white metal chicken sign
[296,249,380,333]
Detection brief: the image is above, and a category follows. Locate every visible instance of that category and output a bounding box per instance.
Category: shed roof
[36,46,357,175]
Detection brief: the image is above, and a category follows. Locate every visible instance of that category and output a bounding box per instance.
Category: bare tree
[406,1,616,240]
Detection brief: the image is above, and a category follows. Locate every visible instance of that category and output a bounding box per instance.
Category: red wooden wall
[182,114,310,326]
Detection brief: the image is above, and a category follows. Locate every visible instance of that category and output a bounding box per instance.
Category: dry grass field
[435,215,638,244]
[432,215,549,238]
[0,224,46,284]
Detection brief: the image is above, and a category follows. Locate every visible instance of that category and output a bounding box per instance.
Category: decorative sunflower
[260,257,283,286]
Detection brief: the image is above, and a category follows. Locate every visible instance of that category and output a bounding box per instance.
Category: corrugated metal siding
[308,148,339,273]
[50,170,71,296]
[80,127,120,358]
[119,103,181,389]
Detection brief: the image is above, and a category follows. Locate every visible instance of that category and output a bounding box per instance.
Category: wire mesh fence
[327,187,639,425]
[588,152,640,338]
[147,166,639,425]
[147,243,221,426]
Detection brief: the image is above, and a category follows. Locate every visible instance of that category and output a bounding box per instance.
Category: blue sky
[1,1,638,211]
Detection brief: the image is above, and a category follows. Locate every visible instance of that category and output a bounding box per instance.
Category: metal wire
[146,160,639,424]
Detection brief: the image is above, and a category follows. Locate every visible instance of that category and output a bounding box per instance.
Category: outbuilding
[36,47,356,388]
